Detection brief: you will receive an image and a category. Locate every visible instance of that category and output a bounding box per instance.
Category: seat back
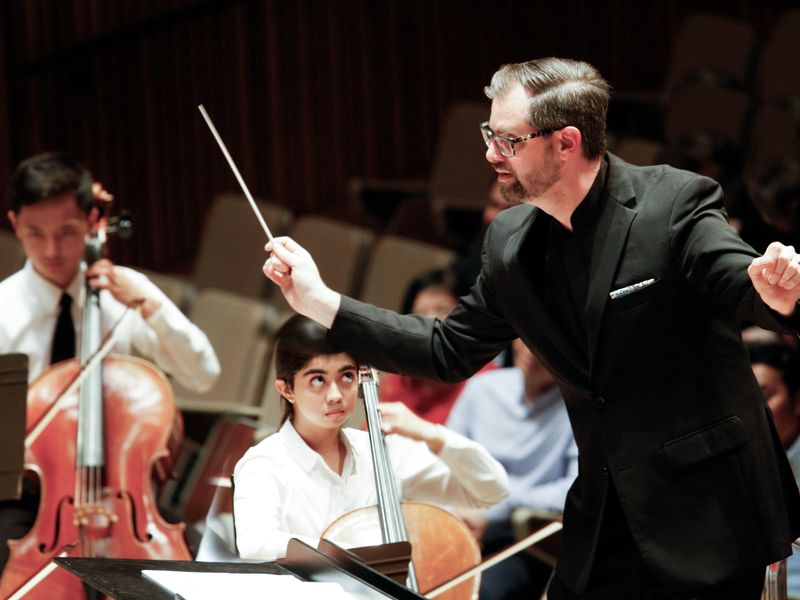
[289,215,376,298]
[193,193,293,298]
[743,105,800,188]
[663,84,751,150]
[173,288,273,418]
[429,102,495,212]
[664,14,757,97]
[0,231,26,281]
[180,415,266,524]
[359,235,455,312]
[754,9,800,106]
[139,269,194,313]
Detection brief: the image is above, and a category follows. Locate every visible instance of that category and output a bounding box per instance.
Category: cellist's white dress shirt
[0,260,220,391]
[233,419,509,560]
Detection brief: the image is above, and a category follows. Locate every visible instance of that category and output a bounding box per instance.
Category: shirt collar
[279,419,360,477]
[23,259,85,313]
[568,157,608,234]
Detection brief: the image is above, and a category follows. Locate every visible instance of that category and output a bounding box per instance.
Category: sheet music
[142,570,369,599]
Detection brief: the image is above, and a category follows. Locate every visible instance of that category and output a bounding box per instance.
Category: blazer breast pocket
[607,277,663,313]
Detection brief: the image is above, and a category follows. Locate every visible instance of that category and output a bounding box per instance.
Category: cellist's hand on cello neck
[451,507,489,542]
[264,237,341,328]
[378,401,446,455]
[87,259,162,319]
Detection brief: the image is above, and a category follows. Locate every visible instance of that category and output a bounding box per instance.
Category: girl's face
[276,353,359,437]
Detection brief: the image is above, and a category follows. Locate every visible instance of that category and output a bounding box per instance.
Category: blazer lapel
[586,161,638,366]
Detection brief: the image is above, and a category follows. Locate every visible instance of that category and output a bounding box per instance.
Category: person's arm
[90,263,221,392]
[378,401,446,454]
[386,409,509,509]
[669,176,800,331]
[263,237,341,327]
[748,242,800,317]
[264,225,516,382]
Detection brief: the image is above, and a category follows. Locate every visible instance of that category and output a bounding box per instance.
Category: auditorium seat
[192,193,293,299]
[173,288,274,419]
[287,215,376,298]
[0,230,26,281]
[358,235,456,312]
[348,102,494,246]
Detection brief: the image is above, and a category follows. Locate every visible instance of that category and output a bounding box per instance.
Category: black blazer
[329,154,800,593]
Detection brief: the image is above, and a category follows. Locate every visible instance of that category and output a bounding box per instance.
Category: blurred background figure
[446,339,578,600]
[739,158,800,254]
[379,267,497,424]
[744,327,800,598]
[482,179,513,231]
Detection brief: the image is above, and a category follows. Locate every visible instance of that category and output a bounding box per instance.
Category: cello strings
[197,105,274,241]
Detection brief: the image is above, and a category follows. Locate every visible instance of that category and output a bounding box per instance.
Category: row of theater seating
[0,193,461,525]
[610,10,800,195]
[0,190,460,419]
[131,193,457,429]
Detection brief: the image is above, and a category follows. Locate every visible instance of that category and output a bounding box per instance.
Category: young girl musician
[233,314,509,561]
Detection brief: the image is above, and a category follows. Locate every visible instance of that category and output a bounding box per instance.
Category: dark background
[0,0,790,270]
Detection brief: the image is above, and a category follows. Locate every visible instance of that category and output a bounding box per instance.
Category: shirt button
[602,466,609,474]
[594,396,606,409]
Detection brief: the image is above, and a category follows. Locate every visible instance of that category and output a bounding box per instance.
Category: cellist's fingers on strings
[87,259,161,318]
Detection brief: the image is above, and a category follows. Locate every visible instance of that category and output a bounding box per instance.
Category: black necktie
[51,292,75,364]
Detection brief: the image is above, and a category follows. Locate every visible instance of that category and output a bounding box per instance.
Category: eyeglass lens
[481,127,513,157]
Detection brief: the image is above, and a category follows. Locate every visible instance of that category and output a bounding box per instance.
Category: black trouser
[547,483,765,600]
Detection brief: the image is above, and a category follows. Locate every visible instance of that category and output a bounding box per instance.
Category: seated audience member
[446,339,578,600]
[233,314,508,561]
[739,158,800,254]
[745,331,800,598]
[380,268,496,424]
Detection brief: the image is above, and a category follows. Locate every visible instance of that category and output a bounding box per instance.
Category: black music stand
[0,353,28,501]
[55,538,427,599]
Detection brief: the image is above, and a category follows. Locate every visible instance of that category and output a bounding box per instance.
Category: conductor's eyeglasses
[480,121,559,157]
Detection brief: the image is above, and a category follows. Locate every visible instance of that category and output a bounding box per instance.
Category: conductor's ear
[557,126,582,156]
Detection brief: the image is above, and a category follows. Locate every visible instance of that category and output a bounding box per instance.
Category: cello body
[329,366,479,600]
[322,502,481,600]
[0,356,190,600]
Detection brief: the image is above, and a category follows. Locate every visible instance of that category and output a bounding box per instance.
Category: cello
[321,366,481,600]
[0,202,190,600]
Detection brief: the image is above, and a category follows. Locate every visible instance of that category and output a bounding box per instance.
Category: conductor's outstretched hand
[748,242,800,316]
[263,237,341,327]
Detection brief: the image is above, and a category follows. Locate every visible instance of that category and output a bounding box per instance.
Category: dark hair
[9,151,94,214]
[273,314,351,424]
[400,268,460,315]
[746,340,800,397]
[484,57,611,160]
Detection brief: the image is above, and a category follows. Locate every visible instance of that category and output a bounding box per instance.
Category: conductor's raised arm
[263,237,341,328]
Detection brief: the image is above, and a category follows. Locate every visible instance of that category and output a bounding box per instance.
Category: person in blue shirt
[446,338,577,600]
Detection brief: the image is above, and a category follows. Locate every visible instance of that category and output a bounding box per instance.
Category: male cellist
[0,151,221,572]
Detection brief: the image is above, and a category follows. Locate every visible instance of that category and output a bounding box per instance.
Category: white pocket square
[609,278,656,300]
